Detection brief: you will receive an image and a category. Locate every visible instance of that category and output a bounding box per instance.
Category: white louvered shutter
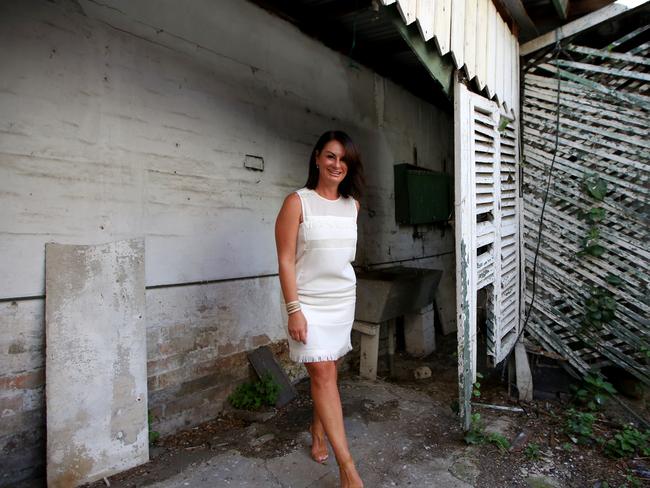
[454,80,522,429]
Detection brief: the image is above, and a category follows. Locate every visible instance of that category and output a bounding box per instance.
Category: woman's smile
[317,140,348,183]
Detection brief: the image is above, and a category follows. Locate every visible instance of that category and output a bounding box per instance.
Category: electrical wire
[503,35,566,368]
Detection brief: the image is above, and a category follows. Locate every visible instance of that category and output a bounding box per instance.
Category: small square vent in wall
[244,154,264,171]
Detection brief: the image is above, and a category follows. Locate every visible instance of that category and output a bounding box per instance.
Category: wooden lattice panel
[522,28,650,384]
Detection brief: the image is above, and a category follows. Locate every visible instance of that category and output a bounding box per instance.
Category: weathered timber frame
[455,75,522,429]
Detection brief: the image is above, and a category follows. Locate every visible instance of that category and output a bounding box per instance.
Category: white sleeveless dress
[282,188,358,363]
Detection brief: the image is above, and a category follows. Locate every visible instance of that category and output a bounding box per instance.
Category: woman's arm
[275,193,308,344]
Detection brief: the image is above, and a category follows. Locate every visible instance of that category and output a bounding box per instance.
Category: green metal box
[394,163,452,225]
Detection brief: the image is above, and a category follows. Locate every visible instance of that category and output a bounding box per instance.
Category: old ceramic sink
[355,266,442,323]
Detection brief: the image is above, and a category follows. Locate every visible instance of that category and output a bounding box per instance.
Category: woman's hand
[287,310,308,344]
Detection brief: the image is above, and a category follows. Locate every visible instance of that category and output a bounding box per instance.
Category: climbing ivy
[577,174,608,258]
[577,173,620,332]
[583,286,617,331]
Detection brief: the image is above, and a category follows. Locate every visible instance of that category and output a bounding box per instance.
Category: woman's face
[315,140,348,186]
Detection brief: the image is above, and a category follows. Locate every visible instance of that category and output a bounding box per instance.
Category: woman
[275,130,364,488]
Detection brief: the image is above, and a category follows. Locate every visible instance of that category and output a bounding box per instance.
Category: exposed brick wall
[147,340,302,436]
[0,298,46,486]
[0,302,303,488]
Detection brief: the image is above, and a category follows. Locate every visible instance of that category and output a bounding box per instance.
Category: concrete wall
[0,0,454,484]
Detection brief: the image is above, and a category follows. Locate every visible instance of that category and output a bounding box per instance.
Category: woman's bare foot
[309,424,329,463]
[338,457,363,488]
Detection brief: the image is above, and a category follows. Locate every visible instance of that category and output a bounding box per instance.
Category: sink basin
[355,266,442,323]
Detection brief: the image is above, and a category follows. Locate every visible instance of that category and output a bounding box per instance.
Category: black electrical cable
[502,36,565,369]
[522,42,564,330]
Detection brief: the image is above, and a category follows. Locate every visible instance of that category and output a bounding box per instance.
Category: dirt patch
[386,335,649,488]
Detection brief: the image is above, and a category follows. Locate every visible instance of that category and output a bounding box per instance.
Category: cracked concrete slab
[45,239,148,487]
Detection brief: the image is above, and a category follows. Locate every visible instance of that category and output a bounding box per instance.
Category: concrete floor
[145,379,475,488]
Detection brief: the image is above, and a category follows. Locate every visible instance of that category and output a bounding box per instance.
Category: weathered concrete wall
[0,0,454,485]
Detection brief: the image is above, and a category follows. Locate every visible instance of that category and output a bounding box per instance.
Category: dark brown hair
[305,130,365,199]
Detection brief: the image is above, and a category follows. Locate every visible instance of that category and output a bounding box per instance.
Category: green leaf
[605,273,623,286]
[583,175,608,201]
[585,244,606,257]
[498,116,510,133]
[588,207,606,223]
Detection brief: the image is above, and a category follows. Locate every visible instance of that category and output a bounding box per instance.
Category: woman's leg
[310,407,328,462]
[305,361,363,487]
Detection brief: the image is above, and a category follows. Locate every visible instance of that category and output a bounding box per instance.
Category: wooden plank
[552,0,569,20]
[490,101,504,363]
[463,0,478,80]
[353,320,380,336]
[475,0,489,91]
[522,179,650,263]
[521,199,650,292]
[608,24,650,51]
[523,84,650,144]
[565,44,650,67]
[524,91,649,138]
[520,257,649,337]
[524,146,648,214]
[524,75,649,130]
[390,7,455,98]
[433,0,452,56]
[511,32,519,116]
[527,299,650,384]
[522,252,650,336]
[537,63,650,108]
[554,59,650,83]
[524,129,650,195]
[449,0,465,68]
[486,1,498,99]
[524,103,650,158]
[520,4,629,56]
[629,40,650,56]
[527,237,650,326]
[455,78,476,431]
[495,17,506,105]
[499,0,539,41]
[247,345,298,408]
[524,95,650,151]
[415,0,435,41]
[503,24,513,112]
[396,0,417,25]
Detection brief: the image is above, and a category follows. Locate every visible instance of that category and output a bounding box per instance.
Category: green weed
[571,371,616,410]
[228,373,280,411]
[565,408,595,445]
[464,413,511,452]
[524,442,541,460]
[603,425,650,459]
[148,412,160,445]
